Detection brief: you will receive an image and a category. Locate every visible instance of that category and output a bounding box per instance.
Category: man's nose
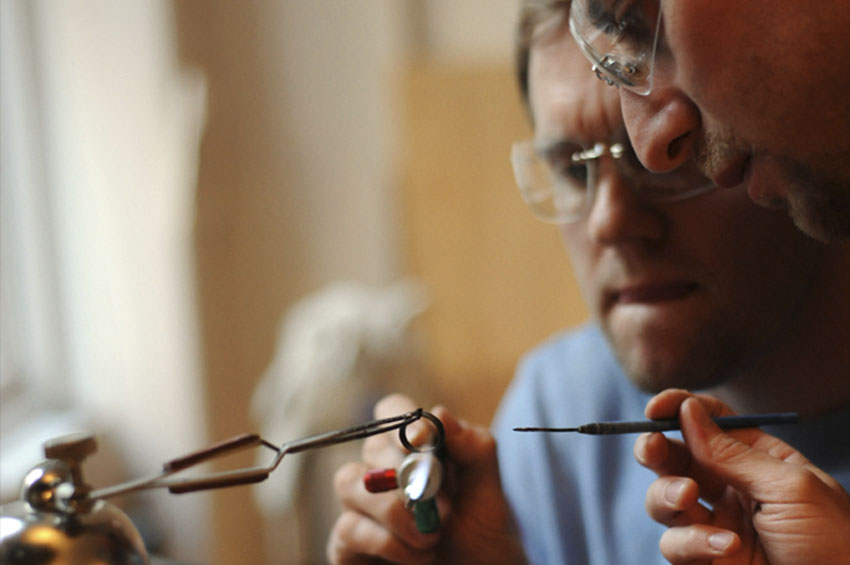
[618,81,701,174]
[585,165,665,246]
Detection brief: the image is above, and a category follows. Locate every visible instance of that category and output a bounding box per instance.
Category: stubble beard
[696,124,850,242]
[783,172,850,243]
[695,124,749,183]
[601,319,739,394]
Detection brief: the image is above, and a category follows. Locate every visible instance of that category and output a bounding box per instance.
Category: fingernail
[683,397,714,428]
[708,532,735,552]
[663,478,687,505]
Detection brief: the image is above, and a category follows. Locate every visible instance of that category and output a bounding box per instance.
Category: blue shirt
[492,323,850,564]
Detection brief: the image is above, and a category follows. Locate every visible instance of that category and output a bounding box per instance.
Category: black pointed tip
[513,427,580,432]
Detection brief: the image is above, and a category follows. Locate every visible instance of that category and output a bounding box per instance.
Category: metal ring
[399,410,445,453]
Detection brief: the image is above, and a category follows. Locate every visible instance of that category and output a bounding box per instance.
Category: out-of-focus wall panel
[401,65,588,426]
[173,1,408,562]
[173,0,582,561]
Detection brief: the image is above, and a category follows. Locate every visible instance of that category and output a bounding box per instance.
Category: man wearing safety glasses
[564,0,850,561]
[326,3,850,564]
[570,0,850,243]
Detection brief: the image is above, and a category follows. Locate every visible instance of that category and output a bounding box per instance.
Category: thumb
[431,406,497,468]
[679,397,806,501]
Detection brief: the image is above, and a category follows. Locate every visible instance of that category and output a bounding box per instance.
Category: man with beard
[325,5,850,564]
[567,0,850,242]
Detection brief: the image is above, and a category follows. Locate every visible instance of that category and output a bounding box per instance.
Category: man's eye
[559,162,589,185]
[550,156,589,186]
[590,0,653,44]
[616,11,653,44]
[592,13,621,35]
[590,11,623,37]
[539,143,590,187]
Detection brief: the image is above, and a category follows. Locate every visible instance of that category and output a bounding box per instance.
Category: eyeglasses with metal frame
[510,135,714,224]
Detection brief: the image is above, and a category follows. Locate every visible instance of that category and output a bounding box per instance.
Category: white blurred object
[250,278,429,514]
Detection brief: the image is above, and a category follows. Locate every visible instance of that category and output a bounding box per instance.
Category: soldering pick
[513,413,799,435]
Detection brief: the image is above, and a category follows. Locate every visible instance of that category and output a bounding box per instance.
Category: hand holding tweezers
[88,409,434,500]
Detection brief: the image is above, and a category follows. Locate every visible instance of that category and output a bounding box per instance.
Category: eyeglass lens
[569,0,662,95]
[511,138,714,224]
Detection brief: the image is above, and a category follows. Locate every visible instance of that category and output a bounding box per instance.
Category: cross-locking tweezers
[88,409,432,500]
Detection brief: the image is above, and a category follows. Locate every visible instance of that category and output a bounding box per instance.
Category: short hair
[515,0,571,116]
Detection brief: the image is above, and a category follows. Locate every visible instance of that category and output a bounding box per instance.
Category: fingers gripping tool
[362,411,445,533]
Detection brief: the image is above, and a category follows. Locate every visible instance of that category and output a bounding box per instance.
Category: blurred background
[0,0,587,562]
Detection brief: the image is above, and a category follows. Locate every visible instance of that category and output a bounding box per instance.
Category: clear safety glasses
[569,0,662,95]
[510,136,714,224]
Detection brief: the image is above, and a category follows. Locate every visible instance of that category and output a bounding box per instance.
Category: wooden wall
[401,65,588,426]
